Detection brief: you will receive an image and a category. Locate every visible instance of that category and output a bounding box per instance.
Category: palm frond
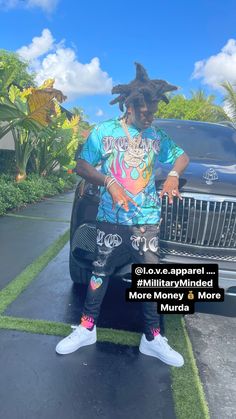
[221,81,236,122]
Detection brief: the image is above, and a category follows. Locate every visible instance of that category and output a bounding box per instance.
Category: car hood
[155,159,236,196]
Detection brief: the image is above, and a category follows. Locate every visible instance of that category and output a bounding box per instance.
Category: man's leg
[128,223,184,367]
[80,255,117,330]
[129,223,161,341]
[80,221,129,329]
[55,222,128,354]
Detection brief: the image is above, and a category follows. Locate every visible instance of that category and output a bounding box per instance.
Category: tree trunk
[15,170,26,182]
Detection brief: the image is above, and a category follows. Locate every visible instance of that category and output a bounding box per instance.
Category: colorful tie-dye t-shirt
[77,118,185,225]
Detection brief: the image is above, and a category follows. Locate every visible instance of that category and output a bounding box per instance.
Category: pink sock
[151,327,160,338]
[80,314,95,330]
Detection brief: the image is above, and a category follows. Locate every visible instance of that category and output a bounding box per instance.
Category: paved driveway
[185,312,236,419]
[0,191,235,418]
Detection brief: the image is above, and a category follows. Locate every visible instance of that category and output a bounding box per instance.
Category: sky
[1,0,236,123]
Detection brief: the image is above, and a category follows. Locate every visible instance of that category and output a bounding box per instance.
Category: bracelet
[106,178,116,189]
[104,175,110,187]
[106,178,116,190]
[168,170,179,178]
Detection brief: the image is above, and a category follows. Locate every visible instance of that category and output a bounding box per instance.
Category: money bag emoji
[188,291,194,300]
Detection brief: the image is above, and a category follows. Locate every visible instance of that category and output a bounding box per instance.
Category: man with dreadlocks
[56,63,189,367]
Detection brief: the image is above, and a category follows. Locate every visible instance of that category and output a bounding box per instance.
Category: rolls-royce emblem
[203,168,218,185]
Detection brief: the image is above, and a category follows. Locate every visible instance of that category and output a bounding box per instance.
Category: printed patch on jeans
[130,235,147,251]
[97,229,122,248]
[130,235,159,252]
[149,236,159,252]
[90,275,103,290]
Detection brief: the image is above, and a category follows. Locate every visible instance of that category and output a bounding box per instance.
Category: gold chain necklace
[120,118,145,167]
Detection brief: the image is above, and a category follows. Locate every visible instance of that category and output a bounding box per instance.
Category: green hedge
[0,172,78,216]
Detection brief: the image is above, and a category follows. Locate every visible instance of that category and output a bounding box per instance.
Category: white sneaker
[56,325,97,355]
[139,333,184,367]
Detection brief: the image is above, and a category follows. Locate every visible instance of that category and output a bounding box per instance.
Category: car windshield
[153,120,236,162]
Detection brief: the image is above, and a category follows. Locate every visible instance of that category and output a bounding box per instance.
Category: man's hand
[159,176,182,205]
[108,182,137,212]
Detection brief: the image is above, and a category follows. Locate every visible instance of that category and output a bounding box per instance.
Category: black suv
[69,119,236,300]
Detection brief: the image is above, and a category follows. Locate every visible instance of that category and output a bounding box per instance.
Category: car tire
[69,252,91,285]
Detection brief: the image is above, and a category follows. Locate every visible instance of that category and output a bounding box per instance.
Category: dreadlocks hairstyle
[110,62,178,112]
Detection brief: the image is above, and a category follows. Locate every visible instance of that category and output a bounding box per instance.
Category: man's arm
[75,159,137,212]
[75,159,106,187]
[159,152,190,204]
[171,152,189,176]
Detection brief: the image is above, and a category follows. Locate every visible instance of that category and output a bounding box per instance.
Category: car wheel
[69,252,91,285]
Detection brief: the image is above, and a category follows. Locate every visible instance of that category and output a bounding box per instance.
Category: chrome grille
[160,247,236,262]
[160,193,236,249]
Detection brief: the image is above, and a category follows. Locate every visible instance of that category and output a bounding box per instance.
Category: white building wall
[0,123,15,150]
[0,131,14,150]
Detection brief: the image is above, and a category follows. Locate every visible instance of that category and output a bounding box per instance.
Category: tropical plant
[156,90,230,122]
[12,127,38,181]
[0,49,35,90]
[0,78,66,140]
[31,108,81,176]
[70,105,93,138]
[221,81,236,128]
[190,88,215,103]
[0,77,67,180]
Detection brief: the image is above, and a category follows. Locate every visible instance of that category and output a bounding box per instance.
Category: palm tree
[190,88,216,104]
[221,81,236,128]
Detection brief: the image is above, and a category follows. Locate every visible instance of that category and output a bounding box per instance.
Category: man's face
[128,102,158,130]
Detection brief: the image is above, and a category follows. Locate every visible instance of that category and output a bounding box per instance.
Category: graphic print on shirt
[104,133,160,195]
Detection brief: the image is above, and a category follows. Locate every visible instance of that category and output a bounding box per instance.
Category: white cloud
[192,39,236,90]
[27,0,59,13]
[96,108,104,116]
[17,29,54,61]
[17,29,113,101]
[0,0,59,12]
[34,49,113,100]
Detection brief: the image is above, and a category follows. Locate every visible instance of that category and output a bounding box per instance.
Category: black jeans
[81,220,162,340]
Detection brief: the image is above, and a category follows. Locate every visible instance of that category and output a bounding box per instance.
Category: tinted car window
[153,120,236,162]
